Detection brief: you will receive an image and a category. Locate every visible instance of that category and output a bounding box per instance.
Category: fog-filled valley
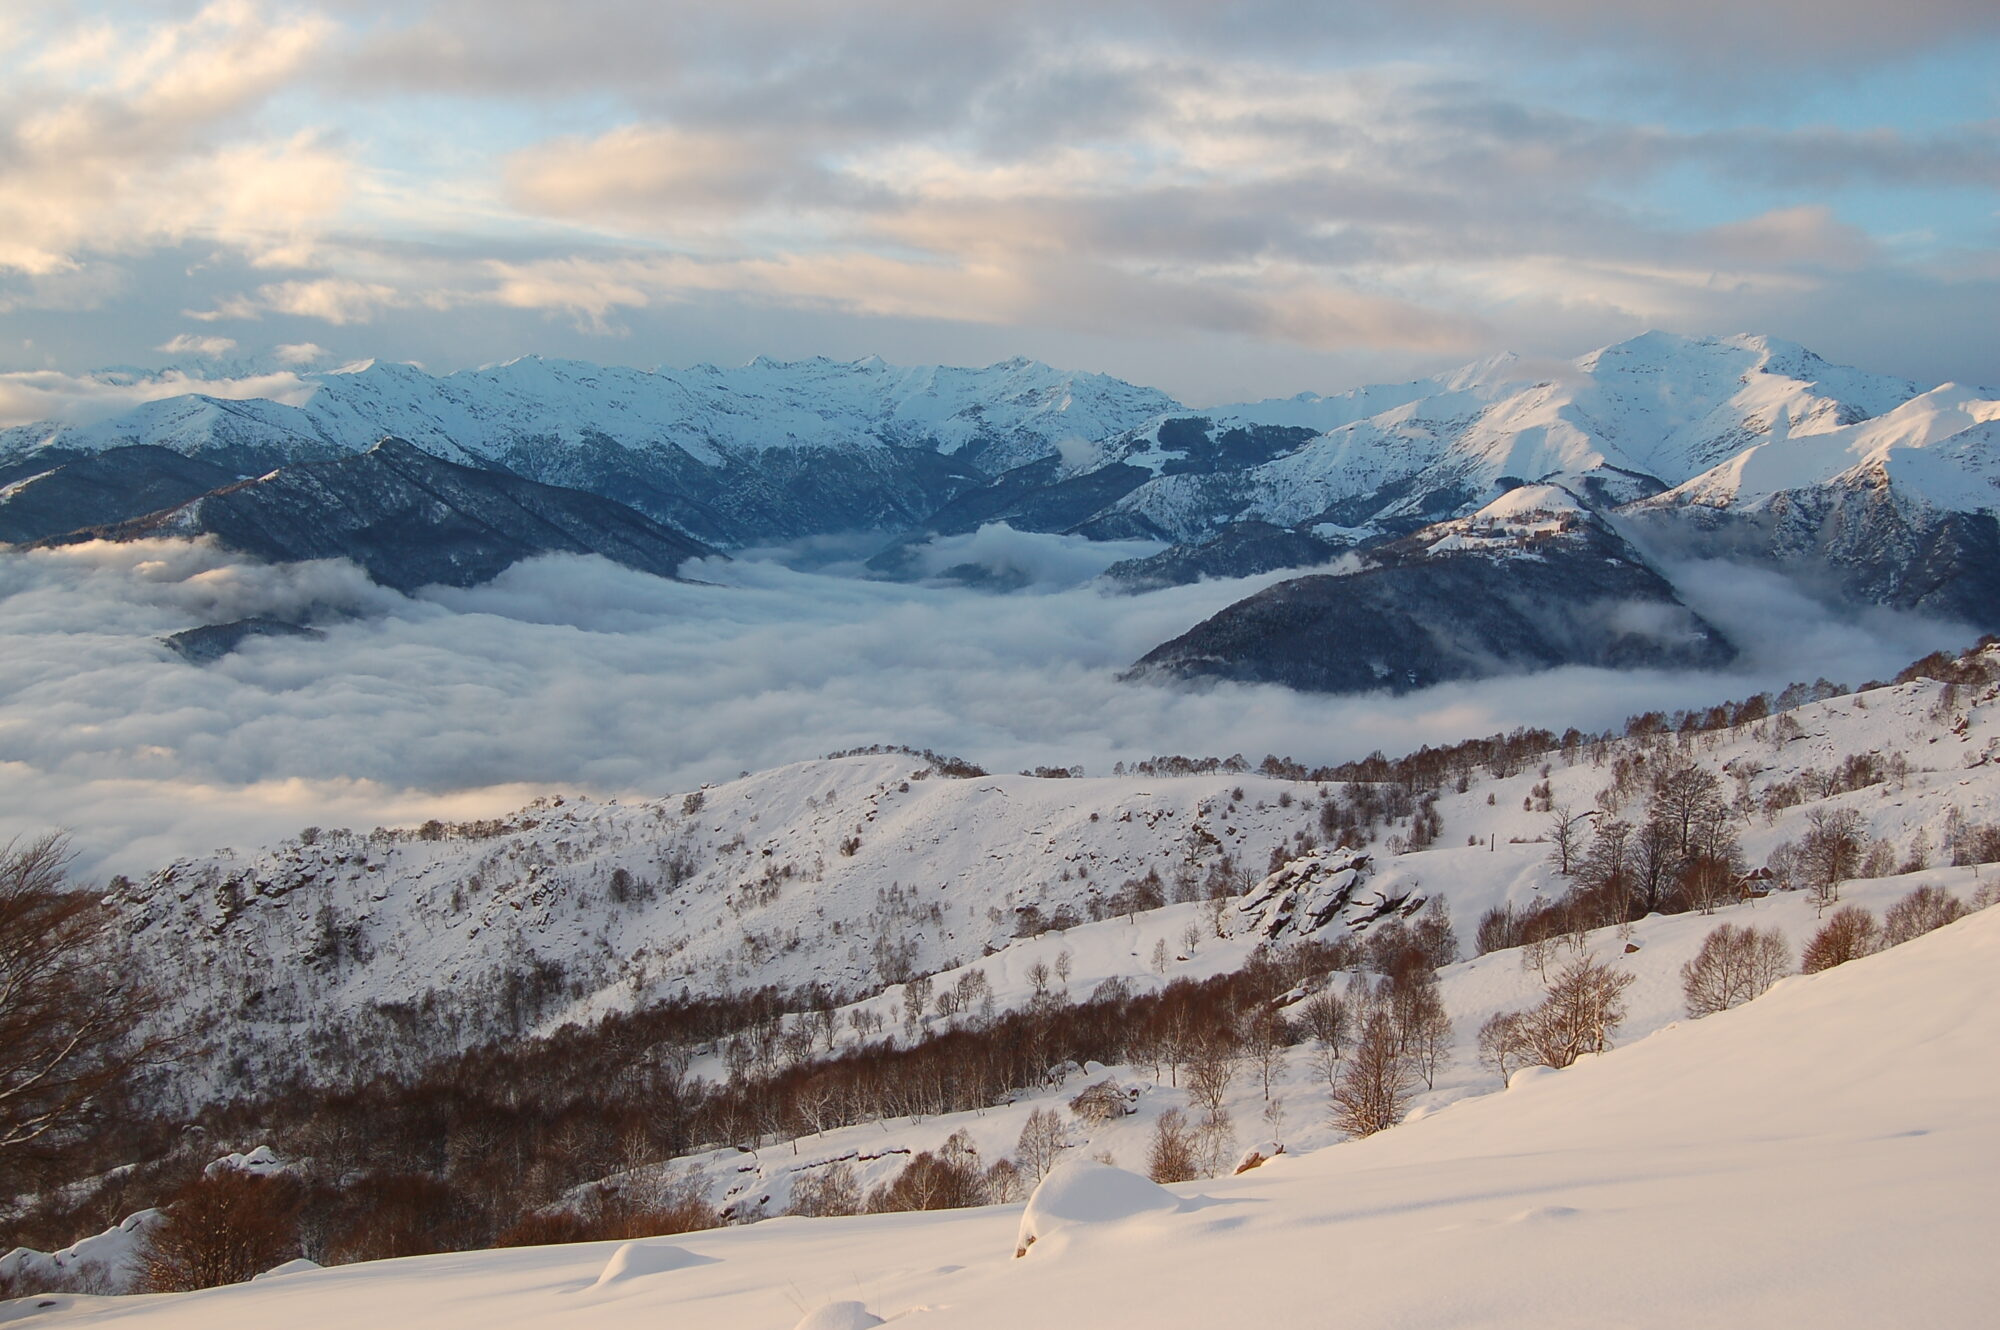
[0,525,1970,878]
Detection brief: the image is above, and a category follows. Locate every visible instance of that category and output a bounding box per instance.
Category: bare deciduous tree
[141,1169,306,1292]
[1184,1034,1240,1127]
[1681,924,1791,1018]
[1883,886,1966,946]
[1015,1106,1071,1181]
[1800,807,1866,913]
[1547,806,1594,877]
[1296,990,1351,1087]
[1391,975,1452,1090]
[1518,954,1636,1069]
[0,834,171,1191]
[1476,1010,1531,1084]
[1801,906,1879,973]
[789,1162,861,1217]
[1146,1107,1199,1184]
[1329,1011,1413,1138]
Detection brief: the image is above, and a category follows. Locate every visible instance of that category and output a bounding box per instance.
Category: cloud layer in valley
[0,532,1973,879]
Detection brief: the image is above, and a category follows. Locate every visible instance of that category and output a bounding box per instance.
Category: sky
[1,1,1997,404]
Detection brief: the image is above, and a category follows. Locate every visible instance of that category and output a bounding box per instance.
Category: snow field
[21,890,1997,1329]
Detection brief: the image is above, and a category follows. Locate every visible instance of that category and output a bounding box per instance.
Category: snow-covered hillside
[112,757,1318,1097]
[26,862,1999,1328]
[110,645,2000,1105]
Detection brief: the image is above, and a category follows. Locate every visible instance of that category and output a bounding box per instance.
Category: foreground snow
[16,901,1996,1328]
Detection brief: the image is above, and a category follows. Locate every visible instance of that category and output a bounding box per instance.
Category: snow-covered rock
[590,1242,713,1287]
[1013,1160,1182,1257]
[791,1302,884,1330]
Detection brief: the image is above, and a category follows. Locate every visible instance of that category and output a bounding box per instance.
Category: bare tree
[1651,763,1724,858]
[1801,906,1879,973]
[1146,1107,1199,1184]
[1015,1106,1071,1181]
[1547,806,1594,877]
[141,1169,306,1291]
[1518,955,1636,1069]
[1883,886,1966,946]
[1244,1011,1288,1101]
[1391,975,1453,1090]
[1681,924,1791,1018]
[1296,990,1350,1090]
[1184,1034,1240,1127]
[0,834,171,1190]
[789,1162,861,1217]
[1800,807,1865,912]
[1476,1010,1531,1084]
[1329,1011,1413,1138]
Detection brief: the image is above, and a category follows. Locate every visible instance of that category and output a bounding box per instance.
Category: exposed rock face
[1234,849,1379,941]
[36,437,716,592]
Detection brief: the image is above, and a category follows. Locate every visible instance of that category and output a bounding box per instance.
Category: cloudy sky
[2,1,1996,403]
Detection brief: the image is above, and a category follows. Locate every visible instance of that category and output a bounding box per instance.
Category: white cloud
[0,532,1972,879]
[273,341,330,365]
[156,333,238,357]
[0,3,345,275]
[0,366,317,428]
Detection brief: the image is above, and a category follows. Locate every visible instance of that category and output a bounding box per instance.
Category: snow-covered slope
[107,643,2000,1106]
[32,871,2000,1328]
[111,757,1317,1098]
[1103,332,1929,543]
[1650,383,2000,514]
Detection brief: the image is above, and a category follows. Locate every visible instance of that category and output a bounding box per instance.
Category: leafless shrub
[1329,1011,1412,1138]
[1883,886,1967,946]
[1014,1107,1071,1182]
[1146,1108,1199,1184]
[1515,955,1637,1069]
[1681,924,1791,1018]
[789,1162,861,1218]
[866,1131,987,1212]
[1801,906,1879,973]
[140,1169,305,1292]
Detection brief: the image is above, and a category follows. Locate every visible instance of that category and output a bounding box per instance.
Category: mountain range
[3,332,1994,688]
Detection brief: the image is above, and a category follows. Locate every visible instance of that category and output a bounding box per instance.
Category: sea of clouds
[0,526,1973,877]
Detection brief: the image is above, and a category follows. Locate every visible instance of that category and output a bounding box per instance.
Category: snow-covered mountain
[0,356,1178,546]
[1131,483,1735,692]
[1092,332,1929,543]
[31,437,714,593]
[6,332,1995,688]
[111,755,1314,1100]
